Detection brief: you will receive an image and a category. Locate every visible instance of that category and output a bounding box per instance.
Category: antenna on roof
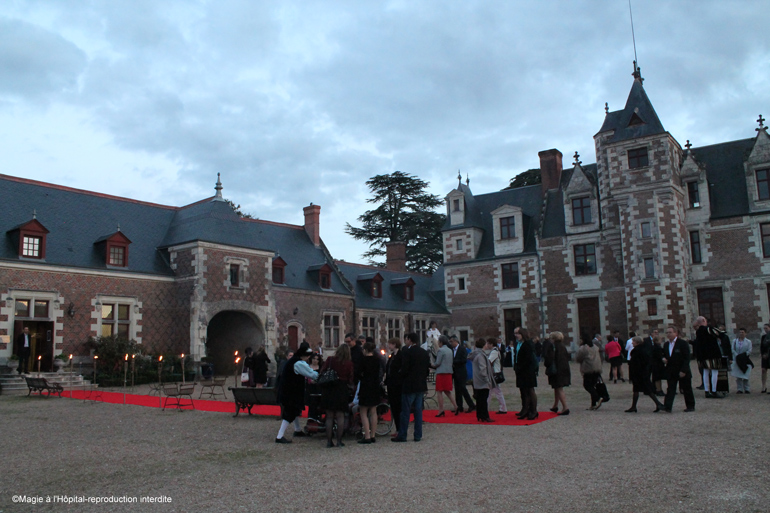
[629,0,638,70]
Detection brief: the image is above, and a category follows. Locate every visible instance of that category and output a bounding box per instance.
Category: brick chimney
[538,149,563,195]
[303,204,321,247]
[385,241,407,272]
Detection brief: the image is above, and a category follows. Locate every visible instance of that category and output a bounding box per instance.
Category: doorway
[206,311,264,375]
[287,325,299,351]
[503,308,522,344]
[577,297,600,343]
[13,320,55,372]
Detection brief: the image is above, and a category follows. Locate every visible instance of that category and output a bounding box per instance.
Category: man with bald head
[662,325,695,412]
[693,316,724,398]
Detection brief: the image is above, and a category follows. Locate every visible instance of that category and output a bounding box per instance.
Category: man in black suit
[392,332,430,442]
[450,335,475,414]
[345,333,364,386]
[662,325,695,413]
[15,327,32,374]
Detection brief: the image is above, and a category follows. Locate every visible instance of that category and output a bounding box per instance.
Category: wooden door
[288,326,299,351]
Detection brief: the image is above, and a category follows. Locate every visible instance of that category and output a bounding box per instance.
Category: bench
[228,386,278,417]
[198,376,227,400]
[24,377,64,398]
[162,383,195,410]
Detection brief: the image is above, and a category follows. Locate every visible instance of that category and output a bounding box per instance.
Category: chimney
[303,204,321,247]
[385,241,407,272]
[538,149,563,196]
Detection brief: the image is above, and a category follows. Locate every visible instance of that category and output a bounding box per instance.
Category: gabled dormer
[442,177,485,263]
[679,141,711,224]
[446,188,466,226]
[272,256,287,285]
[491,205,523,256]
[563,155,599,235]
[7,215,49,260]
[94,229,132,268]
[307,263,333,290]
[357,272,384,299]
[746,120,770,213]
[391,276,416,301]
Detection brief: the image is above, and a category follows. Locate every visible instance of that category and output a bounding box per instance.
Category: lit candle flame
[181,353,185,358]
[132,354,135,359]
[94,355,98,360]
[69,354,73,360]
[380,349,386,355]
[125,354,128,361]
[234,351,238,356]
[159,355,163,362]
[235,357,241,364]
[38,355,41,360]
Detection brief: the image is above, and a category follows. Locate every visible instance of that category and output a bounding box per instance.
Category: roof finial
[117,223,121,232]
[465,173,469,186]
[215,172,223,199]
[632,60,643,83]
[757,114,767,133]
[605,102,609,114]
[457,169,462,186]
[684,140,692,151]
[32,209,37,220]
[573,151,582,166]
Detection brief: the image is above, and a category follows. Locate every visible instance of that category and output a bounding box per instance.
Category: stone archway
[205,311,264,375]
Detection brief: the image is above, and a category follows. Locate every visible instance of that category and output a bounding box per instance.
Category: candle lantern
[181,353,185,384]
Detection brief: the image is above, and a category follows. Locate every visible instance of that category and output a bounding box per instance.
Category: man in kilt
[693,316,725,399]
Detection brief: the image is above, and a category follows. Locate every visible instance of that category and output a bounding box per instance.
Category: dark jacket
[693,325,722,363]
[514,339,538,389]
[664,338,692,379]
[350,344,364,384]
[452,344,469,380]
[385,349,404,389]
[629,346,651,386]
[543,340,570,388]
[278,356,306,408]
[253,351,271,384]
[400,344,430,394]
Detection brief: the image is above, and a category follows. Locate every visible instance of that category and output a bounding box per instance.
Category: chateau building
[0,174,448,373]
[443,69,770,347]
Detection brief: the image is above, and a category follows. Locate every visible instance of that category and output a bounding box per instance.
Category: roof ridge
[690,137,755,151]
[0,173,179,210]
[242,218,304,230]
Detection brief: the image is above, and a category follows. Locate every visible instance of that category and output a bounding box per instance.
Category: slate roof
[0,174,349,295]
[334,261,448,315]
[598,79,666,142]
[690,138,755,219]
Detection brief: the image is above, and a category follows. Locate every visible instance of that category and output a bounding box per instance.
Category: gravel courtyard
[2,361,768,513]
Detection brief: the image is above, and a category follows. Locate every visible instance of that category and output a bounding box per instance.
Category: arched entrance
[206,311,264,375]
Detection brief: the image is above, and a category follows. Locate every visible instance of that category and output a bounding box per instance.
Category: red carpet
[61,390,555,426]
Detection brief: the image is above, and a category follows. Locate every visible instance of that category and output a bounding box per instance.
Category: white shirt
[668,337,677,356]
[23,334,30,347]
[625,338,634,359]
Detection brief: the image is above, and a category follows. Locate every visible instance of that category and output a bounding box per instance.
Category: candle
[123,354,128,405]
[234,356,241,388]
[131,354,135,389]
[37,355,41,375]
[158,355,163,408]
[93,355,98,395]
[69,354,73,392]
[181,353,185,384]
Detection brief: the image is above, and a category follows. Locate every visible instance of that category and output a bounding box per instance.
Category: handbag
[545,361,558,377]
[595,375,610,402]
[317,367,338,386]
[240,371,249,383]
[494,372,505,384]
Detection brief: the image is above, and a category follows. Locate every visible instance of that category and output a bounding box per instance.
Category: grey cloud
[0,17,86,99]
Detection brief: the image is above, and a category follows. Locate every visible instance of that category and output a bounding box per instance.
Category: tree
[504,168,541,190]
[345,171,445,274]
[224,199,255,219]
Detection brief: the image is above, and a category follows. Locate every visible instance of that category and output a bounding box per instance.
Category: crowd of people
[262,318,770,445]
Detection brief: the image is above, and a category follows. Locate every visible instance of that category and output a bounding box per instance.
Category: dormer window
[372,280,381,298]
[571,197,592,225]
[405,284,414,301]
[500,216,516,239]
[628,147,649,169]
[272,257,287,285]
[453,198,461,211]
[109,246,125,266]
[95,230,131,268]
[391,276,415,301]
[308,263,334,290]
[9,218,49,260]
[687,181,701,208]
[756,169,770,201]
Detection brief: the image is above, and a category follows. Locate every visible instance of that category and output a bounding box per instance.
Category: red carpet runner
[61,390,555,426]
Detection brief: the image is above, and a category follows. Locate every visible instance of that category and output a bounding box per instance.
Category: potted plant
[5,354,19,370]
[53,353,69,372]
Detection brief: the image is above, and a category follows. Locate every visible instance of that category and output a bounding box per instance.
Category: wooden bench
[228,386,278,417]
[162,383,195,410]
[24,377,64,398]
[198,376,227,400]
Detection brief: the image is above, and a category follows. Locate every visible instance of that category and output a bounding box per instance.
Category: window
[762,223,770,258]
[501,263,519,289]
[14,299,48,318]
[320,270,331,289]
[572,197,592,226]
[641,222,652,238]
[22,236,41,258]
[687,182,701,208]
[647,299,658,316]
[574,244,596,275]
[456,239,463,251]
[230,264,240,287]
[757,169,770,201]
[323,314,340,347]
[361,316,376,340]
[628,147,649,169]
[690,231,702,263]
[101,303,130,338]
[404,284,414,301]
[453,199,461,211]
[388,318,401,340]
[458,277,466,291]
[414,319,427,343]
[458,330,469,345]
[371,280,382,298]
[698,288,725,326]
[109,246,125,266]
[644,257,655,279]
[272,258,286,285]
[503,308,522,344]
[500,216,516,239]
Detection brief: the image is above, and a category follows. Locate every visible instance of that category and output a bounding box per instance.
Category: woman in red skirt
[432,335,457,416]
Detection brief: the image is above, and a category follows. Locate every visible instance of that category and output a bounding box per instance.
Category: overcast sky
[1,1,768,265]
